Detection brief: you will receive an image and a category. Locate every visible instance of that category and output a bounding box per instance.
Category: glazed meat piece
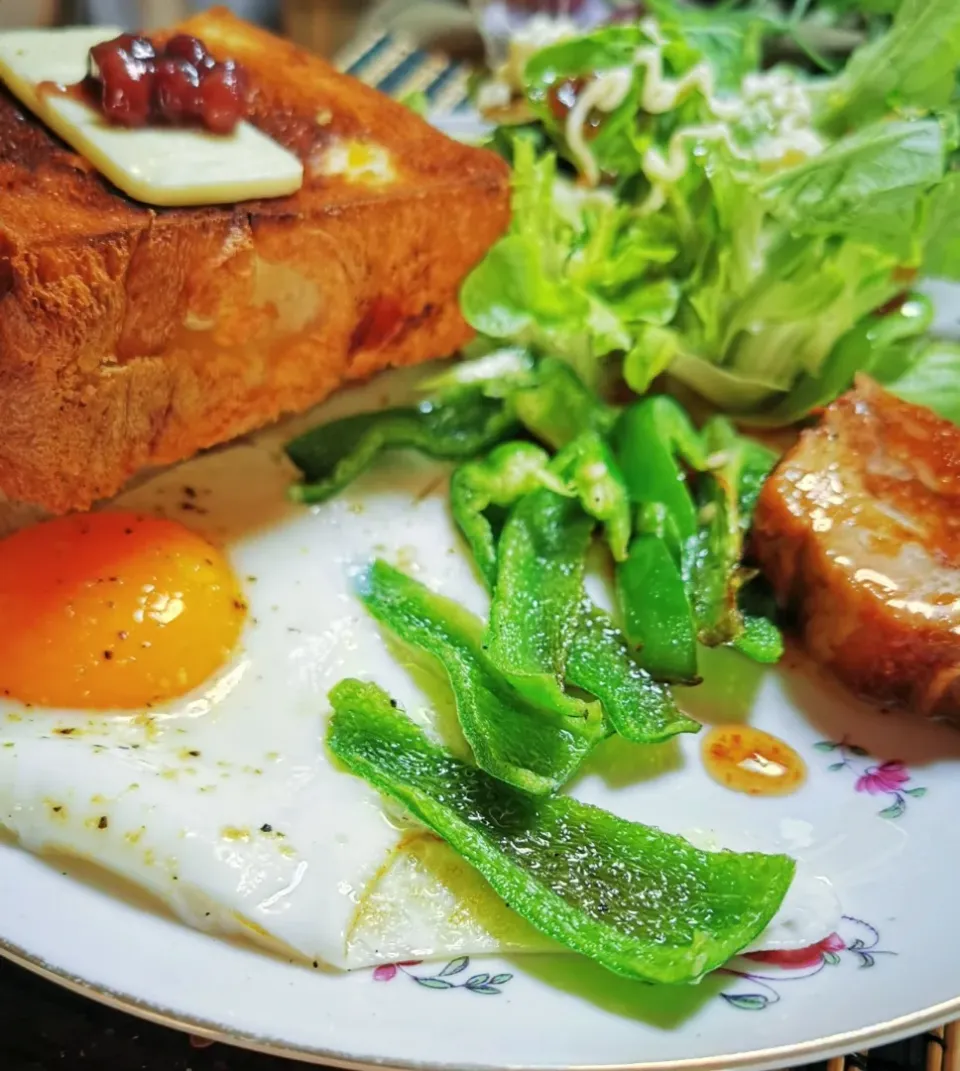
[753,377,960,722]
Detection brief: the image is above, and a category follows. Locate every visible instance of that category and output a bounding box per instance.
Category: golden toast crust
[0,8,510,512]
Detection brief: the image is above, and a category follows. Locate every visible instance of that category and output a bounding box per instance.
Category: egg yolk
[702,725,806,797]
[0,512,246,711]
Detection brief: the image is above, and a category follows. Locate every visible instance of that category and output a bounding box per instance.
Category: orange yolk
[701,725,806,797]
[0,511,246,711]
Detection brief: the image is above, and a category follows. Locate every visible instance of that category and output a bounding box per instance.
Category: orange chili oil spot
[701,725,806,797]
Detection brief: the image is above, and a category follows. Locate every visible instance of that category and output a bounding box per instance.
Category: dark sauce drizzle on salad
[547,77,605,140]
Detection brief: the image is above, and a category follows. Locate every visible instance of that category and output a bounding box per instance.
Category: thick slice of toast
[0,8,510,513]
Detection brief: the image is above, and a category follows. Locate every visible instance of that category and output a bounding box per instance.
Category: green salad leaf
[745,293,933,426]
[880,339,960,424]
[460,139,680,388]
[922,172,960,281]
[460,0,960,422]
[817,0,960,134]
[523,26,649,184]
[328,680,795,985]
[644,0,768,91]
[760,119,947,257]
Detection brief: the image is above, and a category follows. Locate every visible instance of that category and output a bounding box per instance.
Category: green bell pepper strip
[454,453,693,745]
[733,606,785,665]
[688,417,745,648]
[736,439,778,528]
[486,489,597,719]
[286,393,519,504]
[567,604,700,743]
[450,443,567,590]
[450,430,630,593]
[510,358,618,450]
[616,530,700,684]
[732,438,784,663]
[613,397,705,680]
[690,423,784,655]
[552,432,632,562]
[328,679,796,985]
[357,561,604,795]
[614,396,707,544]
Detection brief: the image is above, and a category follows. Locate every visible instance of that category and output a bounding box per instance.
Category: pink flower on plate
[855,761,909,795]
[373,960,422,982]
[746,933,845,970]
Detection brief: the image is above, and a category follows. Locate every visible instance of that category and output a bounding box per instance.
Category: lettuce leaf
[923,172,960,281]
[461,4,960,422]
[760,119,946,259]
[460,139,679,387]
[879,339,960,424]
[817,0,960,133]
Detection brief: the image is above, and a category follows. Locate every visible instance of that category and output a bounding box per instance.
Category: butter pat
[0,27,304,207]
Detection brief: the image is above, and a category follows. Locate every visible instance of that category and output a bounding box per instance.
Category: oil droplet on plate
[702,725,806,797]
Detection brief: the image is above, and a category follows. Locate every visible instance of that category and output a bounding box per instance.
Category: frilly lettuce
[461,137,681,387]
[461,0,960,421]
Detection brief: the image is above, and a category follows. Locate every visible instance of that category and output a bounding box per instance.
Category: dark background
[0,953,938,1071]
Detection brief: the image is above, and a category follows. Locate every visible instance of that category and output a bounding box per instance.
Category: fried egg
[0,366,850,972]
[0,511,246,710]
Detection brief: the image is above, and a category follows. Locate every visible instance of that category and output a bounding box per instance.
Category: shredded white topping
[564,67,634,187]
[557,12,825,194]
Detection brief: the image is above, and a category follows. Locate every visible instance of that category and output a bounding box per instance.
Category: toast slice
[0,8,510,513]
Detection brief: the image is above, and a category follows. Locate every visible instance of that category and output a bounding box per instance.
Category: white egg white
[0,365,845,972]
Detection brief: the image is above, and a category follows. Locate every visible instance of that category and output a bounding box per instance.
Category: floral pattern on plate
[816,739,927,818]
[720,917,895,1011]
[370,920,894,1010]
[373,956,514,995]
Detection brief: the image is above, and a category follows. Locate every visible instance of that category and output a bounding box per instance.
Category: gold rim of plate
[2,934,959,1071]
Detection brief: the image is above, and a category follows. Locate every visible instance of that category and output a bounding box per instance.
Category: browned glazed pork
[753,378,960,722]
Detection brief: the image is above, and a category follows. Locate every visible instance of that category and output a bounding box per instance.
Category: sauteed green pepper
[286,393,518,504]
[358,560,605,795]
[329,680,794,986]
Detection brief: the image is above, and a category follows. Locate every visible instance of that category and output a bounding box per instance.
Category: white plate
[3,329,960,1070]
